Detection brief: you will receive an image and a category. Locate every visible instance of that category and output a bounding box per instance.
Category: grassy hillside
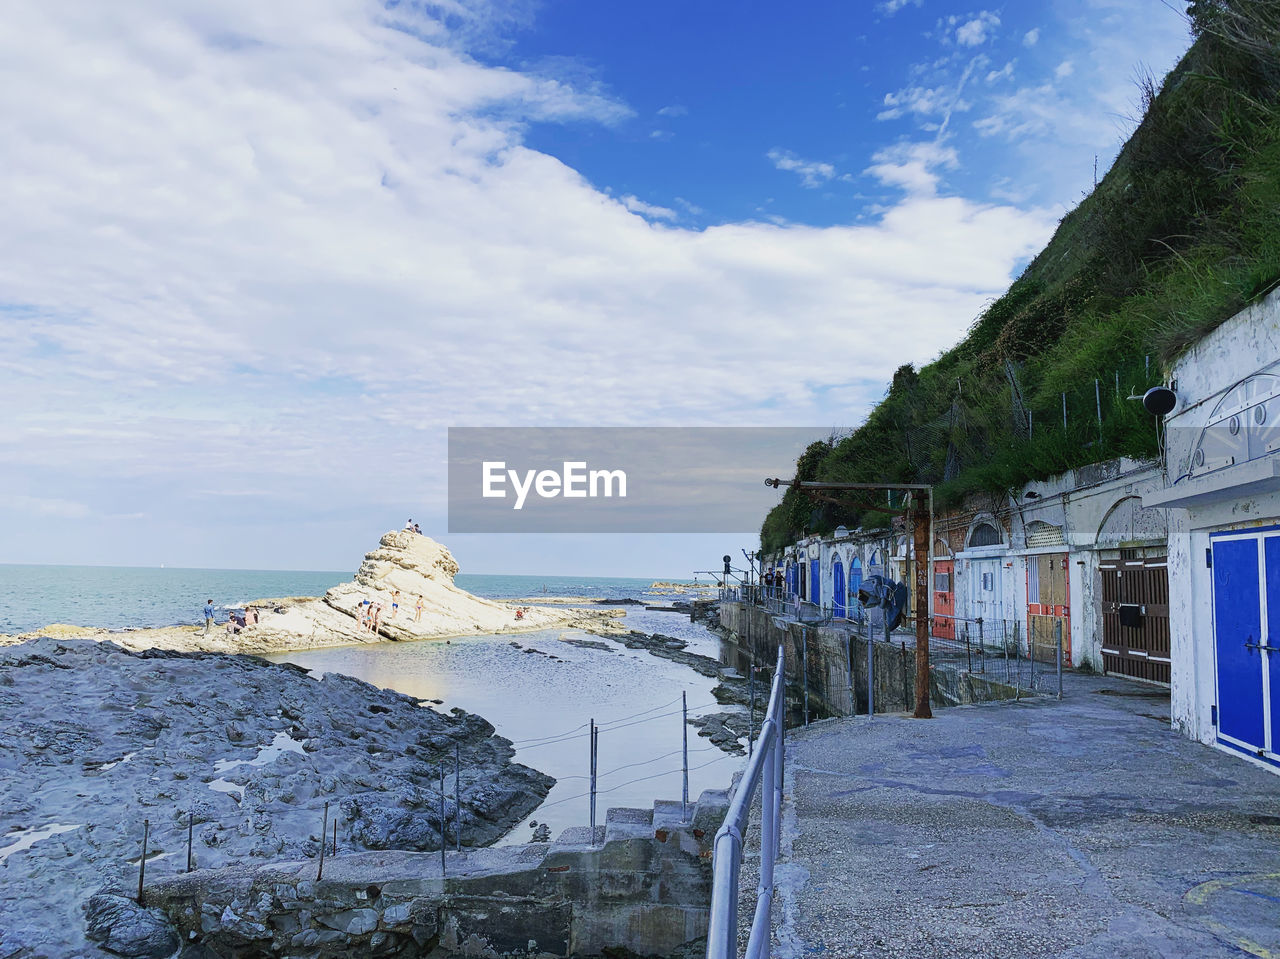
[762,0,1280,553]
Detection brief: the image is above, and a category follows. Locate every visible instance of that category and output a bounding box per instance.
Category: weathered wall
[718,603,1022,718]
[134,793,729,959]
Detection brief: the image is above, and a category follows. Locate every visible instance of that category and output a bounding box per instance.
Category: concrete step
[604,806,653,842]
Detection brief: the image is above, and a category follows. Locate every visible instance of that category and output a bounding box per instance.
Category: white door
[967,557,1005,634]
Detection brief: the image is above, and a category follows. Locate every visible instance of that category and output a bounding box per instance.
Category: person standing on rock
[414,594,424,622]
[203,599,215,635]
[390,590,400,619]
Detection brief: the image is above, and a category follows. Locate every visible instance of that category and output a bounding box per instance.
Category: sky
[1,0,1193,577]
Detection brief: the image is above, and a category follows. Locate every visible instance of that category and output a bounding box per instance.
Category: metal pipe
[589,718,597,844]
[317,804,327,880]
[137,819,149,905]
[682,691,689,821]
[186,811,193,873]
[802,627,809,727]
[706,647,786,959]
[455,744,462,852]
[846,636,854,717]
[867,630,875,718]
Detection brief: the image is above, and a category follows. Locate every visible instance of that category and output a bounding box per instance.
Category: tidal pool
[262,612,743,843]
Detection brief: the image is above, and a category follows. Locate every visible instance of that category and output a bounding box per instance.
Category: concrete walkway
[773,673,1280,958]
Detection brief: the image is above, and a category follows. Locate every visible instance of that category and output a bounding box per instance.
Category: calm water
[0,565,698,634]
[262,622,741,843]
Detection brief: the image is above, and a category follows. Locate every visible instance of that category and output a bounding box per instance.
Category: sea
[0,564,739,841]
[0,565,685,635]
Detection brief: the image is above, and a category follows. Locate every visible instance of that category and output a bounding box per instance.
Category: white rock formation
[0,531,622,655]
[266,529,585,643]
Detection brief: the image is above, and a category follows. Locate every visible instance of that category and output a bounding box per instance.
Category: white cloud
[656,104,688,117]
[1023,28,1041,46]
[620,195,678,221]
[766,149,838,188]
[878,0,923,14]
[0,0,1057,567]
[954,11,1000,47]
[985,61,1015,84]
[866,141,960,196]
[1055,60,1075,79]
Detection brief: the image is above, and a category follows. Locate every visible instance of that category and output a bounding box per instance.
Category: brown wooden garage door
[1100,550,1170,685]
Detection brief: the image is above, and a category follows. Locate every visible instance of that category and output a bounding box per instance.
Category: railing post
[682,691,689,821]
[589,718,597,845]
[137,819,149,905]
[439,764,447,878]
[802,627,809,727]
[867,631,875,718]
[846,635,854,717]
[759,718,777,888]
[1055,619,1063,700]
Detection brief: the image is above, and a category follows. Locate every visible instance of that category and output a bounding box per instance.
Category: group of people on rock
[514,606,531,620]
[204,599,262,636]
[358,589,426,631]
[404,518,423,534]
[227,607,259,634]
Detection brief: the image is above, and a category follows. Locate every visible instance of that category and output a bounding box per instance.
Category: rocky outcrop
[0,531,625,655]
[0,639,552,958]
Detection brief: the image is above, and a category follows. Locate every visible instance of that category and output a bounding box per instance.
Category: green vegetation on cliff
[762,1,1280,554]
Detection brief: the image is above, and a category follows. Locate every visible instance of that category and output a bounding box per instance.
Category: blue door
[1266,537,1280,757]
[833,560,846,618]
[1212,532,1278,763]
[810,558,820,607]
[849,558,863,616]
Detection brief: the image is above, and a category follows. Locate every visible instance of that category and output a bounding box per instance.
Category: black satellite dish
[857,574,910,631]
[1142,386,1177,417]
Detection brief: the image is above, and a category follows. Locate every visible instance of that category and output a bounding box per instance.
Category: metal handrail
[706,645,786,959]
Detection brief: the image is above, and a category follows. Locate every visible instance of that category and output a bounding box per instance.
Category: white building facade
[1144,290,1280,773]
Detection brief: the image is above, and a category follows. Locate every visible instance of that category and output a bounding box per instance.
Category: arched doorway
[810,554,820,607]
[849,557,863,617]
[832,556,846,618]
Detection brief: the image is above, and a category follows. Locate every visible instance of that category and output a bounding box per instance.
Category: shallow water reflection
[262,613,742,844]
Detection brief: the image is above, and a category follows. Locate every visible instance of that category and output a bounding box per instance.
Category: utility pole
[911,499,933,719]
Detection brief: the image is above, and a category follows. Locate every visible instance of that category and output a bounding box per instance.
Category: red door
[933,560,955,640]
[1027,553,1071,665]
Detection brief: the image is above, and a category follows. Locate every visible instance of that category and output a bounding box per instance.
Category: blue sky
[0,0,1191,577]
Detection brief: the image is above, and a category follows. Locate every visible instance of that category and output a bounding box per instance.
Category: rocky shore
[0,639,552,959]
[0,531,626,657]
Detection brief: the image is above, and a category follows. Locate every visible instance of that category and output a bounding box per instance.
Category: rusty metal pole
[913,504,933,719]
[317,804,327,880]
[137,819,149,905]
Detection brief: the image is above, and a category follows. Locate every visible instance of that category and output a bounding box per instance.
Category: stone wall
[128,792,729,959]
[718,602,1023,717]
